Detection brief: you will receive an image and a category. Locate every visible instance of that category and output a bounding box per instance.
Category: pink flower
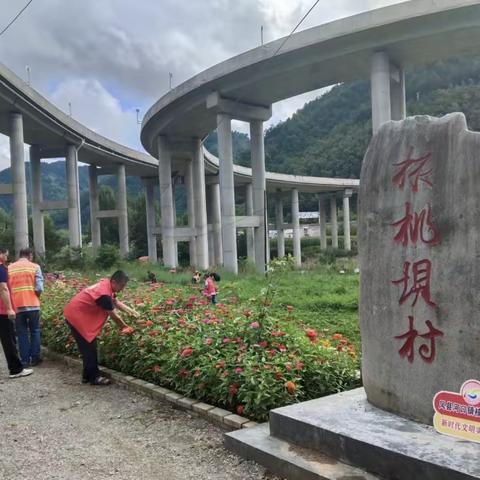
[205,337,213,345]
[234,367,243,374]
[250,321,260,329]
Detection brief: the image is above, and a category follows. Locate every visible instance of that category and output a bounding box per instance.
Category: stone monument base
[225,388,480,480]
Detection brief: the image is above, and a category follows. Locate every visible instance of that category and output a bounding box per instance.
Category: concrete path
[0,356,279,480]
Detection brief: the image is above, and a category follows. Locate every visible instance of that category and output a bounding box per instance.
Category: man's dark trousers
[0,315,23,375]
[66,321,100,383]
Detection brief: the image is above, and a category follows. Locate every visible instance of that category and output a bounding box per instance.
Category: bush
[41,267,360,421]
[52,246,87,270]
[96,244,121,269]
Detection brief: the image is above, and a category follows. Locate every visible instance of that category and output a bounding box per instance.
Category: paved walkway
[0,356,278,480]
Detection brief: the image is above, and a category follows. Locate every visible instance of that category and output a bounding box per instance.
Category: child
[203,273,217,304]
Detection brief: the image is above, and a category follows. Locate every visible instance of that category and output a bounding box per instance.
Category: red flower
[152,365,161,373]
[332,333,343,341]
[258,341,268,349]
[145,320,154,327]
[236,405,245,416]
[229,384,238,396]
[243,309,252,318]
[178,368,189,378]
[305,328,318,342]
[180,347,193,358]
[250,321,260,329]
[234,367,243,374]
[205,337,213,345]
[121,326,135,336]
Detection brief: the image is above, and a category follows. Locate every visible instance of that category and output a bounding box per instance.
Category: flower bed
[42,269,360,421]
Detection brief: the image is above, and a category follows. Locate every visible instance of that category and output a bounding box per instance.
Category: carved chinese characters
[359,114,480,424]
[391,149,443,363]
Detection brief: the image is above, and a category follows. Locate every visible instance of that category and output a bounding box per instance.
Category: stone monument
[226,113,480,480]
[359,112,480,424]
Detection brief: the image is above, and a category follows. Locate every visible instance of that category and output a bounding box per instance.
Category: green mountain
[2,53,480,230]
[260,53,480,178]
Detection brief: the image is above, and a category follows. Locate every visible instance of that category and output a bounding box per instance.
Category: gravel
[0,356,280,480]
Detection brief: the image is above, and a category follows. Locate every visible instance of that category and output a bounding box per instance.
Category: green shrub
[96,244,121,269]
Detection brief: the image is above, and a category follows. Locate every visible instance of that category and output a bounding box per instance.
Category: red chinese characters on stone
[392,259,436,309]
[391,202,440,247]
[395,316,444,364]
[392,147,433,192]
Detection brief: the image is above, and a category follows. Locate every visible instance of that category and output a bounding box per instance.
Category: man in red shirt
[0,247,33,379]
[64,270,139,385]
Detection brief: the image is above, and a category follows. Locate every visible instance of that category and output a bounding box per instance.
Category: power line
[272,0,321,57]
[0,0,35,37]
[200,0,321,147]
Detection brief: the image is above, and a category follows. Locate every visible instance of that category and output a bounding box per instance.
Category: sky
[0,0,407,169]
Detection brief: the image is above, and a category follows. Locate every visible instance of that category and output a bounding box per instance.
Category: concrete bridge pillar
[275,191,285,258]
[291,188,301,267]
[185,160,197,267]
[343,189,352,251]
[144,178,158,263]
[157,136,176,268]
[116,164,129,258]
[217,113,237,274]
[318,196,327,250]
[30,145,45,257]
[65,144,82,249]
[208,182,222,267]
[9,112,28,255]
[88,165,101,251]
[206,184,214,266]
[245,183,255,262]
[250,120,267,274]
[172,181,178,265]
[193,138,209,270]
[371,51,406,133]
[330,196,338,249]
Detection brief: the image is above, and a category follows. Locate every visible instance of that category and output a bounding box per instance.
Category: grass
[58,257,361,349]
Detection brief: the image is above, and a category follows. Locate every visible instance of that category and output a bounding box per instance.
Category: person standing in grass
[9,248,44,367]
[0,247,33,379]
[203,273,217,305]
[63,270,139,386]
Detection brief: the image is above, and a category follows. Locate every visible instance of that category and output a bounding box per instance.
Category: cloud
[49,78,141,150]
[0,0,408,157]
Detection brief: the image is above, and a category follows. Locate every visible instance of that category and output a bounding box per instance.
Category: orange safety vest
[8,259,40,310]
[64,278,114,342]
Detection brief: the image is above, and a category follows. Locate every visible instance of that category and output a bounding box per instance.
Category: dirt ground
[0,356,279,480]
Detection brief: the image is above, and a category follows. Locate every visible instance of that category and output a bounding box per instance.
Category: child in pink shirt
[203,273,217,304]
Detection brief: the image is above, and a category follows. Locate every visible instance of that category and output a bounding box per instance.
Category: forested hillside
[1,53,480,228]
[263,53,480,178]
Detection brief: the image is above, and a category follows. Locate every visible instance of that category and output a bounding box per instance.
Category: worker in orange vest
[64,270,139,386]
[9,248,44,367]
[0,247,33,379]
